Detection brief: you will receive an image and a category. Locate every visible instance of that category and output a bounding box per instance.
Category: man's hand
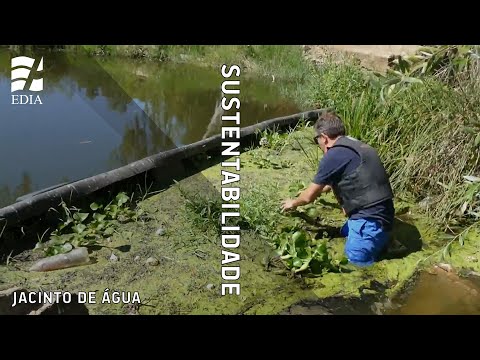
[281,183,326,213]
[281,199,298,212]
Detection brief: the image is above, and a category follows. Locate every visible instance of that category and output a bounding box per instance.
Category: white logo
[11,56,43,92]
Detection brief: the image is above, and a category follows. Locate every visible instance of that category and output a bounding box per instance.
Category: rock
[109,253,118,262]
[155,228,166,236]
[206,284,215,290]
[371,302,385,315]
[145,257,159,266]
[436,263,454,272]
[419,196,436,209]
[134,256,140,262]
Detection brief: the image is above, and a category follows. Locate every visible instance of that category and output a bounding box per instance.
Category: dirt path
[304,45,421,72]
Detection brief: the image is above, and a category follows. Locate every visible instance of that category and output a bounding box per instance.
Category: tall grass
[305,50,480,228]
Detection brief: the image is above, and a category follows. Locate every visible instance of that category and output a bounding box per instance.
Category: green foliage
[257,127,290,152]
[389,45,479,81]
[247,152,292,170]
[238,184,345,275]
[35,192,143,256]
[271,228,347,274]
[454,176,480,221]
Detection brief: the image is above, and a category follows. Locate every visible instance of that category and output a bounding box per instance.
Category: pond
[0,48,300,208]
[386,268,480,315]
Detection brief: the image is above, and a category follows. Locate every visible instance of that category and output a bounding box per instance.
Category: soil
[303,45,421,72]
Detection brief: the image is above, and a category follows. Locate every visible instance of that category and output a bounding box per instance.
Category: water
[0,48,300,208]
[387,269,480,315]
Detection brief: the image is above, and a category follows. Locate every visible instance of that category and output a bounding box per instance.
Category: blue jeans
[340,219,390,267]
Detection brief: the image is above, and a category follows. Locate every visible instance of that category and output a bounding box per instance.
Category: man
[281,110,395,267]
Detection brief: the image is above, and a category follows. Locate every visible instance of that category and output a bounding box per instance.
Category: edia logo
[11,56,44,105]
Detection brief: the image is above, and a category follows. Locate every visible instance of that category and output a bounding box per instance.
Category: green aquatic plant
[35,192,143,256]
[257,127,290,152]
[248,152,292,170]
[238,183,345,275]
[271,227,347,275]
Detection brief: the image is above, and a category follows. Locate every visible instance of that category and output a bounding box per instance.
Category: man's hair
[314,110,346,138]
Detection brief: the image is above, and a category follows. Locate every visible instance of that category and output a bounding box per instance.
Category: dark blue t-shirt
[313,146,395,231]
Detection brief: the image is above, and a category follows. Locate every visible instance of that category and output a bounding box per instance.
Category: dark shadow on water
[379,216,423,261]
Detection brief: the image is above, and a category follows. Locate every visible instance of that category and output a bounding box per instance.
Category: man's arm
[281,183,327,211]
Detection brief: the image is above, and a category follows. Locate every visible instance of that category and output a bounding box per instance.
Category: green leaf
[475,133,480,148]
[116,192,130,206]
[292,230,307,247]
[72,223,86,234]
[108,205,118,216]
[306,207,318,218]
[73,212,89,223]
[463,127,477,134]
[317,240,328,254]
[49,235,67,245]
[459,229,470,246]
[297,247,309,259]
[442,242,452,260]
[71,238,81,247]
[90,202,100,211]
[402,77,423,84]
[104,227,114,236]
[292,257,303,268]
[62,243,73,253]
[95,222,105,231]
[294,261,311,273]
[93,213,106,222]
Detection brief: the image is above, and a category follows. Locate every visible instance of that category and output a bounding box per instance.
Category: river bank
[1,45,479,314]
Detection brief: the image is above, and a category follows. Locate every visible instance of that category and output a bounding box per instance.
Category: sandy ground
[304,45,421,72]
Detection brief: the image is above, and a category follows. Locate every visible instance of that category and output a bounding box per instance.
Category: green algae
[1,124,478,315]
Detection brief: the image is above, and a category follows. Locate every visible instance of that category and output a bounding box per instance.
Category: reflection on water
[0,48,300,207]
[387,270,480,315]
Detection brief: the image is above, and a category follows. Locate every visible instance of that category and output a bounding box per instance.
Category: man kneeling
[281,110,395,267]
